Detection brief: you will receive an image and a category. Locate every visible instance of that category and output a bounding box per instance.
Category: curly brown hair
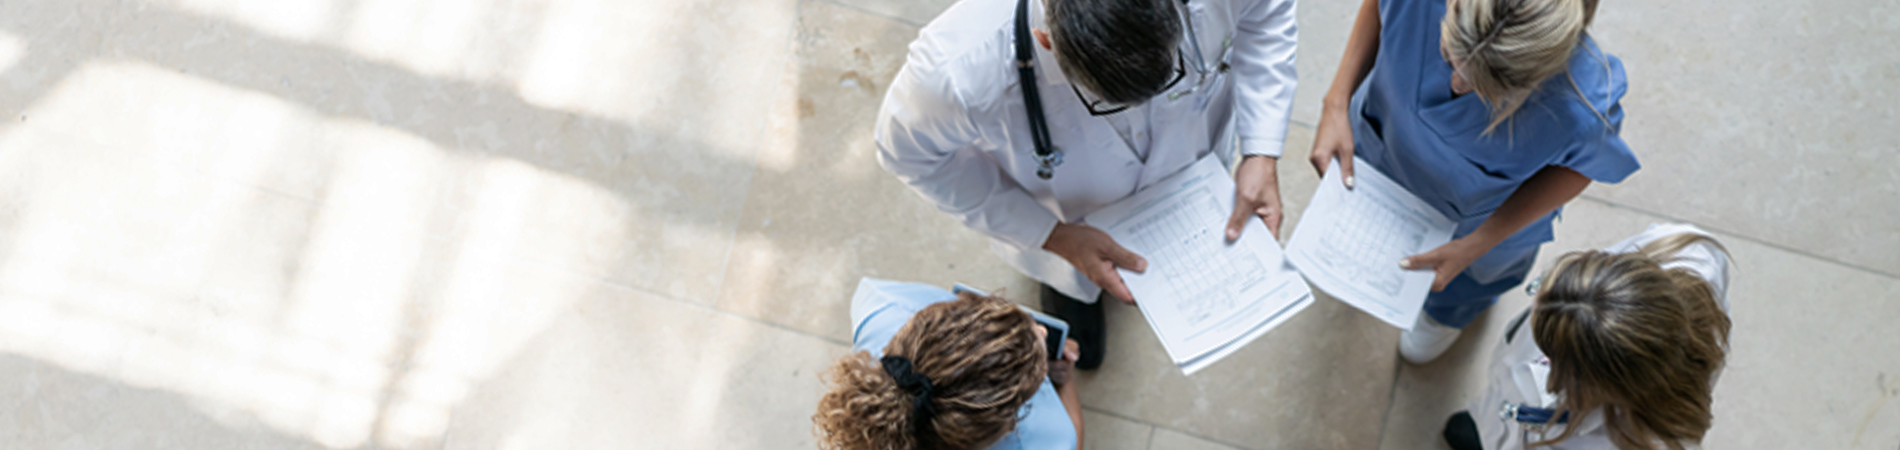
[1531,233,1732,450]
[813,292,1047,450]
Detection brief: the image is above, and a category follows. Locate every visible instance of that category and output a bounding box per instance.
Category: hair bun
[880,355,938,432]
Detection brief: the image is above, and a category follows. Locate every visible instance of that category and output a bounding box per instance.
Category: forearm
[1058,379,1084,447]
[1323,0,1382,111]
[1465,166,1592,248]
[1230,0,1299,158]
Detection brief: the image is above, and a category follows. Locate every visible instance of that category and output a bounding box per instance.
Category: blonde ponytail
[1440,0,1592,135]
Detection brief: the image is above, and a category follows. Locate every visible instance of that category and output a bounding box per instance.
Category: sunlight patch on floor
[162,0,339,42]
[0,60,613,449]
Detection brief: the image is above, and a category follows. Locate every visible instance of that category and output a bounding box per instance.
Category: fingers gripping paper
[1287,158,1456,330]
[1085,156,1314,375]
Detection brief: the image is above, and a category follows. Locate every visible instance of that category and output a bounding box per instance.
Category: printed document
[1086,156,1314,375]
[1286,158,1456,330]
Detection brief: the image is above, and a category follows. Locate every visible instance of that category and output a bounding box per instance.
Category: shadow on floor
[0,0,805,447]
[0,353,327,449]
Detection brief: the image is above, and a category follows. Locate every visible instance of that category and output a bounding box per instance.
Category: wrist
[1458,229,1508,252]
[1322,93,1352,113]
[1041,222,1067,252]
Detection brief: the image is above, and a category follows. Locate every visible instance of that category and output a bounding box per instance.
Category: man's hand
[1400,237,1489,291]
[1310,107,1357,189]
[1227,155,1285,241]
[1042,222,1146,304]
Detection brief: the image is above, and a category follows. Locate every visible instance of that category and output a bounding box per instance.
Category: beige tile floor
[0,0,1893,449]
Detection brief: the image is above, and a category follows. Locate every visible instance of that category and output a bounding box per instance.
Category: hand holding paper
[1399,236,1484,292]
[1085,156,1313,375]
[1286,157,1456,330]
[1225,155,1285,240]
[1043,222,1147,304]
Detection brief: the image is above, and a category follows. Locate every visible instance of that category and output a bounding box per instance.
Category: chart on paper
[1087,155,1313,375]
[1309,184,1426,299]
[1123,186,1271,329]
[1287,157,1456,330]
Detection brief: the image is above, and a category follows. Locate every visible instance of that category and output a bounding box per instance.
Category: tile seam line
[810,0,927,28]
[1373,354,1405,449]
[619,280,855,348]
[1081,406,1252,450]
[1575,195,1900,281]
[706,0,810,315]
[361,213,860,349]
[490,250,856,348]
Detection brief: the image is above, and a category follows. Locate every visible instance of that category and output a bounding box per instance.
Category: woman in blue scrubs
[814,278,1084,450]
[1310,0,1639,364]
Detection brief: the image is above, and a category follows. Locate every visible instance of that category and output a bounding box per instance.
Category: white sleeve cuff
[1238,136,1285,159]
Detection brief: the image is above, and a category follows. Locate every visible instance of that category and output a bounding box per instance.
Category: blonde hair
[1440,0,1603,134]
[813,292,1047,450]
[1530,233,1733,450]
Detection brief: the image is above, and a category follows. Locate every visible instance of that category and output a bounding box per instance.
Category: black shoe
[1443,410,1482,450]
[1040,284,1105,370]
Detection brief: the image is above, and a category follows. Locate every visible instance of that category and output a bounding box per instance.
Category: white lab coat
[1472,223,1732,450]
[875,0,1298,301]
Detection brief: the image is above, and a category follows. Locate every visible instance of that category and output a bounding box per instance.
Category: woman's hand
[1403,165,1591,291]
[1311,0,1380,188]
[1310,107,1358,189]
[1226,155,1284,240]
[1401,237,1491,291]
[1048,338,1080,387]
[1042,222,1146,304]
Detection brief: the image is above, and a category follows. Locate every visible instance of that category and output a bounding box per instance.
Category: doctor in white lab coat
[1445,223,1733,450]
[874,0,1297,368]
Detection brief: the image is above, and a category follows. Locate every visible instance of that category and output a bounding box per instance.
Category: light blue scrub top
[848,278,1078,450]
[1349,0,1641,283]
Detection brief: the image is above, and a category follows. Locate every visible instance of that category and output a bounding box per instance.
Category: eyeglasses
[1071,0,1225,116]
[1071,52,1188,116]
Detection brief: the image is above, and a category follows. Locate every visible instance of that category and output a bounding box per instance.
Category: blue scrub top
[1349,0,1640,282]
[848,278,1078,450]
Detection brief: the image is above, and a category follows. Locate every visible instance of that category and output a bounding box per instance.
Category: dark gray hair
[1047,0,1183,106]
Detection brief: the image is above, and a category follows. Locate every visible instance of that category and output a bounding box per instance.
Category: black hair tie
[880,355,937,432]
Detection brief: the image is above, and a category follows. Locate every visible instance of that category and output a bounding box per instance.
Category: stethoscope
[1012,0,1216,179]
[1498,305,1573,433]
[1011,0,1060,179]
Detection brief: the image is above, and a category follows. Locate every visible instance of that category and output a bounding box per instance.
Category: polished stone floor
[0,0,1894,449]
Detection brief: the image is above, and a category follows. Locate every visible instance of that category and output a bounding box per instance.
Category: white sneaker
[1399,314,1462,365]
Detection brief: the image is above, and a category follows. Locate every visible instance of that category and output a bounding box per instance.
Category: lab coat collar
[1027,0,1071,88]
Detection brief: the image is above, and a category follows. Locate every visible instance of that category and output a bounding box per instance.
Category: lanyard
[1013,0,1061,179]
